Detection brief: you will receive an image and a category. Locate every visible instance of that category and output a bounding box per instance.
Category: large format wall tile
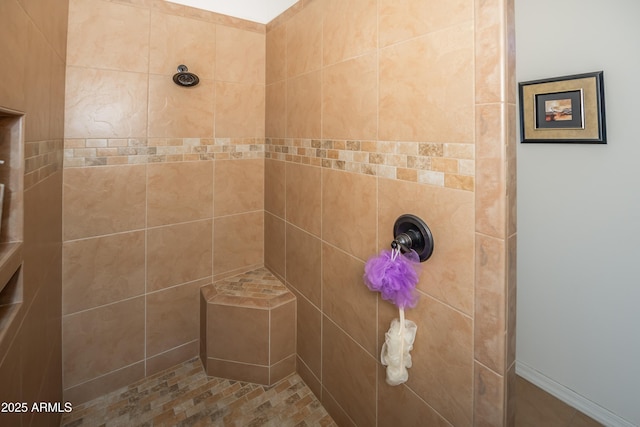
[265,81,286,138]
[379,295,474,427]
[64,361,145,406]
[215,25,265,85]
[25,24,52,143]
[379,24,474,142]
[213,212,263,275]
[63,165,146,240]
[0,338,22,426]
[20,0,69,58]
[2,0,67,420]
[207,304,269,365]
[147,161,213,227]
[295,290,322,379]
[214,159,264,216]
[286,71,321,139]
[476,0,515,105]
[266,22,286,85]
[286,0,322,78]
[149,11,216,79]
[50,53,67,139]
[0,0,28,111]
[147,220,213,292]
[63,297,145,388]
[270,302,296,363]
[475,362,506,426]
[214,82,265,138]
[475,103,507,238]
[285,163,321,236]
[63,231,145,314]
[378,178,475,314]
[146,280,203,357]
[64,67,148,139]
[475,234,506,373]
[322,53,377,140]
[323,0,377,66]
[322,169,377,261]
[320,390,355,427]
[322,244,377,356]
[67,0,150,72]
[21,285,53,416]
[58,1,513,424]
[285,224,321,306]
[59,0,276,406]
[147,75,215,138]
[322,318,376,427]
[146,341,200,377]
[24,173,63,303]
[264,212,285,279]
[378,372,450,427]
[264,159,285,218]
[378,0,473,48]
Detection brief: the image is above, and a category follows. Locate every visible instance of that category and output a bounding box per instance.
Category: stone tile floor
[60,355,605,427]
[60,358,336,427]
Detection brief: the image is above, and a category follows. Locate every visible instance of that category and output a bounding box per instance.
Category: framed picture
[518,71,606,143]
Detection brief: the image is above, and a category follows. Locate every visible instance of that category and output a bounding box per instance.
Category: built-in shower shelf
[0,242,21,294]
[0,109,24,358]
[0,242,22,358]
[200,267,296,385]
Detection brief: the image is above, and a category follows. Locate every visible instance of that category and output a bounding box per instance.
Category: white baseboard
[515,361,637,427]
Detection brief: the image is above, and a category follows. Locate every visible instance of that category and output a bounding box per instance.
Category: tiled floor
[516,376,603,427]
[61,358,603,427]
[60,358,336,427]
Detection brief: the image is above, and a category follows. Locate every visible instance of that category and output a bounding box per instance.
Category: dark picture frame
[518,71,606,143]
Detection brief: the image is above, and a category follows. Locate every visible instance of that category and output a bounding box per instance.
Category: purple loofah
[363,249,421,308]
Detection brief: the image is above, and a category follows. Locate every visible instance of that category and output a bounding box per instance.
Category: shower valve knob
[391,214,434,262]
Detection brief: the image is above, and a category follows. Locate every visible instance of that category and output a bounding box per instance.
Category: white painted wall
[516,1,640,426]
[165,0,298,24]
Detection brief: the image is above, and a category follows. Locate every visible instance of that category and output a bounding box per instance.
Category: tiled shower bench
[199,268,296,386]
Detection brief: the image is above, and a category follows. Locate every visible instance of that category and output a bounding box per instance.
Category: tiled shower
[0,0,516,426]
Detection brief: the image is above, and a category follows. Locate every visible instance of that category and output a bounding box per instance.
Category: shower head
[172,65,200,87]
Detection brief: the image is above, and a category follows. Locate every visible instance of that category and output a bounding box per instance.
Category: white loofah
[380,308,417,386]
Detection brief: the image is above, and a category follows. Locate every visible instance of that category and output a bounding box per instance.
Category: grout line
[319,150,324,395]
[207,356,271,369]
[143,159,149,376]
[211,158,216,279]
[63,227,147,244]
[268,305,272,384]
[322,314,378,363]
[61,292,146,318]
[64,359,145,393]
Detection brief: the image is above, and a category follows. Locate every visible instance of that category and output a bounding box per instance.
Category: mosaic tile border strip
[64,136,475,191]
[25,139,63,190]
[267,138,475,191]
[63,138,265,168]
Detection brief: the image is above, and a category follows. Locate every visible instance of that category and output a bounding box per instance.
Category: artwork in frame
[518,71,606,143]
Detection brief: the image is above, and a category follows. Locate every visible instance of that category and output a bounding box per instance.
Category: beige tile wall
[61,0,266,403]
[59,0,516,424]
[265,0,516,426]
[0,0,69,426]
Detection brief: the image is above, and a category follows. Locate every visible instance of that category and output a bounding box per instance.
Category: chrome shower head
[172,65,200,87]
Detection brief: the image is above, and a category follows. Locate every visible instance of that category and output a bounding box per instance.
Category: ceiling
[166,0,299,24]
